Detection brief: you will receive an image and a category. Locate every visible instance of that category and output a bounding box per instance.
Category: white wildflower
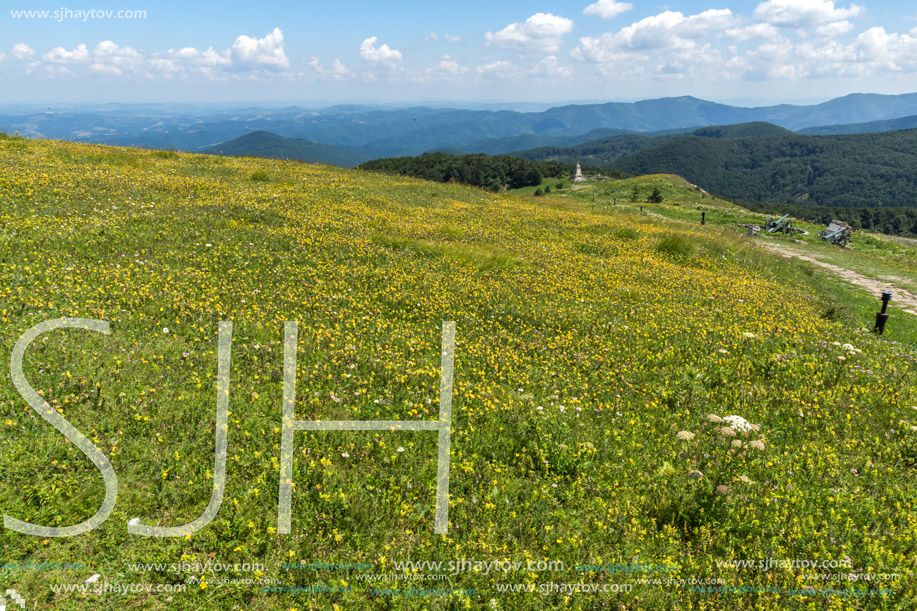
[724,415,753,433]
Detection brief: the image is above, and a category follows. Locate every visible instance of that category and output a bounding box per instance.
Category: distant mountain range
[799,114,917,135]
[5,92,917,162]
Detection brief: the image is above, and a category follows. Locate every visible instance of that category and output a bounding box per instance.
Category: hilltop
[1,134,916,609]
[203,130,371,168]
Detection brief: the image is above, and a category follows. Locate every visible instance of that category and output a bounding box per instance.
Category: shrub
[250,171,270,182]
[655,233,694,256]
[612,227,639,240]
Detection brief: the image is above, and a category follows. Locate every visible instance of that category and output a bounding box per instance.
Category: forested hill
[607,128,917,209]
[358,152,613,192]
[513,124,917,209]
[203,131,370,168]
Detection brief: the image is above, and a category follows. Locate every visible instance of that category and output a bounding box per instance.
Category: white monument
[570,163,586,182]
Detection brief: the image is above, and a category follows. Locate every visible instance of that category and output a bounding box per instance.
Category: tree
[649,187,663,203]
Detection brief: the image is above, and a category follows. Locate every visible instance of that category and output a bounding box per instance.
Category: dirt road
[757,240,917,316]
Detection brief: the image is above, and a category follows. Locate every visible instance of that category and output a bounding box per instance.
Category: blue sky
[2,0,917,105]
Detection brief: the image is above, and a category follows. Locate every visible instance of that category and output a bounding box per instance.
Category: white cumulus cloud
[230,28,289,71]
[432,55,466,75]
[485,13,574,53]
[14,28,291,80]
[583,0,633,19]
[573,7,737,66]
[170,46,231,67]
[43,43,90,64]
[816,20,854,37]
[530,55,574,77]
[475,60,515,76]
[725,23,783,41]
[753,0,863,28]
[359,36,403,69]
[615,9,737,50]
[12,43,35,60]
[309,57,353,80]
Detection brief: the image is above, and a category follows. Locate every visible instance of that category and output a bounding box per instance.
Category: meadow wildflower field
[1,133,916,610]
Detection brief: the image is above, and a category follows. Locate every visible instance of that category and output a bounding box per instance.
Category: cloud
[573,8,737,65]
[424,32,460,43]
[753,0,863,28]
[724,23,783,41]
[309,57,353,80]
[816,20,854,37]
[169,46,231,67]
[616,9,737,50]
[851,26,917,71]
[90,40,144,76]
[12,43,35,60]
[726,24,917,82]
[43,43,90,64]
[331,58,352,76]
[12,29,291,80]
[414,54,469,83]
[359,36,403,69]
[431,55,466,75]
[475,60,516,77]
[583,0,633,19]
[530,55,574,77]
[485,13,574,53]
[230,28,289,71]
[0,52,5,62]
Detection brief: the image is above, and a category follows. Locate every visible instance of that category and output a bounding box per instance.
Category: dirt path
[757,240,917,316]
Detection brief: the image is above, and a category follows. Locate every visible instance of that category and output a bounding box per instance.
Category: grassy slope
[555,174,917,305]
[1,136,917,610]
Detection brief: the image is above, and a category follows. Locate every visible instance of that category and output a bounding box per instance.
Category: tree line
[359,153,618,192]
[739,200,917,237]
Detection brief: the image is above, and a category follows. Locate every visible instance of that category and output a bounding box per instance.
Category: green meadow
[1,134,916,610]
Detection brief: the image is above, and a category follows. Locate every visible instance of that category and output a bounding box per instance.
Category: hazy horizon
[0,91,905,115]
